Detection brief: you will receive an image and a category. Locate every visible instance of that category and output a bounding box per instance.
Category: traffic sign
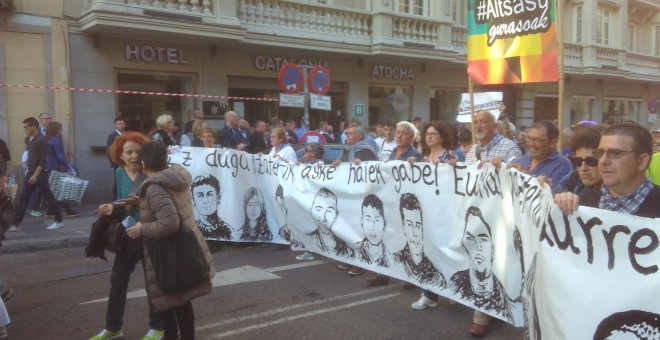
[310,93,331,111]
[308,65,331,95]
[353,104,365,117]
[279,93,305,108]
[278,64,304,94]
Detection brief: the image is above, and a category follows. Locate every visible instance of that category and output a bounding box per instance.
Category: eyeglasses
[526,137,549,144]
[593,149,642,160]
[304,149,313,153]
[569,155,598,168]
[425,132,440,137]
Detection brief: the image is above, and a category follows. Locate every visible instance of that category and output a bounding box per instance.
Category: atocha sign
[371,65,415,79]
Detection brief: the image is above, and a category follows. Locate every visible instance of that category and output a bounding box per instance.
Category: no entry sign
[308,66,331,95]
[278,63,304,94]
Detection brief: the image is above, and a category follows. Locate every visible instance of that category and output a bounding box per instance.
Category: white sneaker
[411,293,438,310]
[7,225,19,232]
[46,222,64,230]
[295,251,315,261]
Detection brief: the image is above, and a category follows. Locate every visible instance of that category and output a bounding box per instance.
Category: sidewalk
[0,205,98,254]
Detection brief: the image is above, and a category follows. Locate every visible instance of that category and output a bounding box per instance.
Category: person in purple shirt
[508,120,571,187]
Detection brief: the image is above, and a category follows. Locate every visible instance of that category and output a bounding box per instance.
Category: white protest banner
[169,146,660,336]
[507,169,660,339]
[456,92,503,123]
[168,146,293,244]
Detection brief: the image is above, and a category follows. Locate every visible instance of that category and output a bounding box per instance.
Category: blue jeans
[105,250,162,332]
[13,171,61,226]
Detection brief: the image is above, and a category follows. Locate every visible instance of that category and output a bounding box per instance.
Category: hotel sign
[254,55,329,71]
[125,44,190,64]
[371,65,415,79]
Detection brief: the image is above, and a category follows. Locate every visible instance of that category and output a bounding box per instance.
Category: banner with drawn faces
[508,169,660,340]
[169,147,292,244]
[169,147,660,336]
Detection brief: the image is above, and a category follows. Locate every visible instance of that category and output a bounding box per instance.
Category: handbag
[48,170,89,205]
[146,220,210,294]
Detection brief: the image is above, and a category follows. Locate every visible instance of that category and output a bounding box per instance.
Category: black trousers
[14,171,61,226]
[160,301,195,340]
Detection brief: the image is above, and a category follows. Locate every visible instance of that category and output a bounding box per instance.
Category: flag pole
[556,0,565,148]
[469,79,476,144]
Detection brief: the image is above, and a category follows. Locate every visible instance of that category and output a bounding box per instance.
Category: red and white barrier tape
[0,83,279,102]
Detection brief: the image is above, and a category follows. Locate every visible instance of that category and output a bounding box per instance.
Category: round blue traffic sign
[278,64,304,94]
[309,66,331,95]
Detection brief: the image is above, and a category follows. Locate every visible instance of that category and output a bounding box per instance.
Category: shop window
[116,73,194,133]
[429,88,462,123]
[603,99,640,124]
[533,97,559,122]
[369,85,412,125]
[570,97,593,125]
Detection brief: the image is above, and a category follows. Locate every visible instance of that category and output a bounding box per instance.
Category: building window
[596,7,611,45]
[451,0,465,25]
[627,24,636,52]
[397,0,429,16]
[603,99,640,124]
[571,97,593,125]
[574,5,582,43]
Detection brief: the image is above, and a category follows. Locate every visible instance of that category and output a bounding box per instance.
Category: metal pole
[469,80,476,145]
[302,65,310,131]
[556,0,565,148]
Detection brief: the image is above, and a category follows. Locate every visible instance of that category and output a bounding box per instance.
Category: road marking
[79,260,330,305]
[209,293,400,338]
[264,259,330,273]
[197,284,402,331]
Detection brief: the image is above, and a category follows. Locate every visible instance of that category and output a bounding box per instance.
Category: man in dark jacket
[8,117,63,232]
[336,126,378,163]
[555,123,660,219]
[246,120,268,154]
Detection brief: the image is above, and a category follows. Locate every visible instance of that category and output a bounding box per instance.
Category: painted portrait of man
[393,193,445,287]
[450,206,513,321]
[306,187,354,258]
[191,174,233,240]
[357,194,390,267]
[593,310,660,340]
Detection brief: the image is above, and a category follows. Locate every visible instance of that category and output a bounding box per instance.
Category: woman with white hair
[389,121,422,162]
[151,114,177,146]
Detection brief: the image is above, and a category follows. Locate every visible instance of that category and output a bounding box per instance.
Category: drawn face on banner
[362,205,385,246]
[463,209,494,277]
[191,175,221,218]
[311,189,338,231]
[276,185,287,218]
[593,310,660,340]
[246,194,262,223]
[402,207,423,261]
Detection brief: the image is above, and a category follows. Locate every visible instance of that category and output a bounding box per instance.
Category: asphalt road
[1,243,524,339]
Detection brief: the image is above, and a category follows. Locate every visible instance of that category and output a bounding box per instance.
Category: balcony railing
[391,15,439,44]
[238,0,371,38]
[595,46,620,67]
[451,26,466,51]
[91,0,214,15]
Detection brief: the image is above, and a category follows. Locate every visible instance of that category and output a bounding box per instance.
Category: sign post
[278,63,332,130]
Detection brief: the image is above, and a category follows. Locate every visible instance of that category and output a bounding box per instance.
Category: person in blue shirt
[508,120,571,187]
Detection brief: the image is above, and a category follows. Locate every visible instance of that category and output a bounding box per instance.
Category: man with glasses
[555,123,659,219]
[508,120,571,187]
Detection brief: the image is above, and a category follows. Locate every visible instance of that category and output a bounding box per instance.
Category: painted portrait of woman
[239,187,272,242]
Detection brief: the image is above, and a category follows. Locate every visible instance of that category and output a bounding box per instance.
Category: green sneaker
[90,329,123,340]
[142,329,163,340]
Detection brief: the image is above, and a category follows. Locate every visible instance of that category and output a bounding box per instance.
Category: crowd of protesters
[1,106,659,339]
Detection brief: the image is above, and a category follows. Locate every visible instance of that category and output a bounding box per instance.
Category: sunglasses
[592,149,642,160]
[569,155,598,168]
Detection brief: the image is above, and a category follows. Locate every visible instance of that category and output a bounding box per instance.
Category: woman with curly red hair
[90,132,164,340]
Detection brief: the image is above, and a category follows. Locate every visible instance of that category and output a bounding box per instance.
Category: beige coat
[139,165,215,312]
